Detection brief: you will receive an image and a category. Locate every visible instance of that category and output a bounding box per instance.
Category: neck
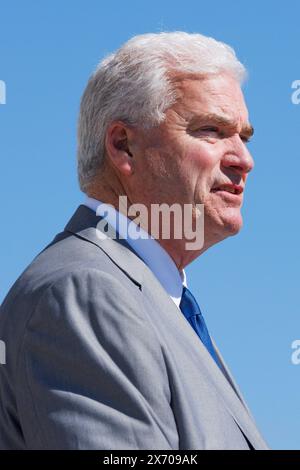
[87,171,218,271]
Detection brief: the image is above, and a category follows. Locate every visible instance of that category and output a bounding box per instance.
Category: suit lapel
[212,339,253,415]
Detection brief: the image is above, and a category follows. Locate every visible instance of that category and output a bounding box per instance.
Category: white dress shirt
[84,197,186,308]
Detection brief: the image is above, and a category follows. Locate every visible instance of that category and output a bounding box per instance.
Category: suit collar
[84,197,185,306]
[64,204,146,288]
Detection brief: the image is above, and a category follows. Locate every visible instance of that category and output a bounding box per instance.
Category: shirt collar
[84,197,186,308]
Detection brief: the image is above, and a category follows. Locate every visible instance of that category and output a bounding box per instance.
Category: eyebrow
[189,112,254,139]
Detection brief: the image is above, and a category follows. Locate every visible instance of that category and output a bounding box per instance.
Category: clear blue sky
[0,0,299,450]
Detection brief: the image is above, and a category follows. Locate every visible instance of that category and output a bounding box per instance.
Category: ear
[105,121,135,176]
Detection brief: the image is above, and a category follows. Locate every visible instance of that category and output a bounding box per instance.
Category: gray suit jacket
[0,205,268,449]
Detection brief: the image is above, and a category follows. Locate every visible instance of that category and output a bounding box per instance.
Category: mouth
[211,183,244,196]
[210,183,244,205]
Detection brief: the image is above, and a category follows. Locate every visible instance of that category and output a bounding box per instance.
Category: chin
[215,207,244,238]
[226,220,243,236]
[205,206,244,242]
[222,212,243,236]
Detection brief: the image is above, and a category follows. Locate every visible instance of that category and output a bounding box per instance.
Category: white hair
[77,31,247,192]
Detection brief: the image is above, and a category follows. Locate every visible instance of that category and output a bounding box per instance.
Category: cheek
[181,141,222,192]
[133,147,168,187]
[184,140,221,170]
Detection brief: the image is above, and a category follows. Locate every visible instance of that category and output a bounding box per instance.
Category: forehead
[169,73,249,124]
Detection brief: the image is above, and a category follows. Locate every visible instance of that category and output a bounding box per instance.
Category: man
[0,32,268,449]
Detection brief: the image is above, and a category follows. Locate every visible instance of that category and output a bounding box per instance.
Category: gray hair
[77,31,247,192]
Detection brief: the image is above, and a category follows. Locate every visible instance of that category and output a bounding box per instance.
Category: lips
[211,183,244,195]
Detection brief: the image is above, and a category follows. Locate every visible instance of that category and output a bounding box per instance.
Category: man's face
[127,72,254,247]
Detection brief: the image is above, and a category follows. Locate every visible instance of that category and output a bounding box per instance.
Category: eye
[200,126,219,134]
[191,126,222,138]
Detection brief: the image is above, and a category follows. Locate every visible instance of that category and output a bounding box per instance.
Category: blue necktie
[179,286,222,370]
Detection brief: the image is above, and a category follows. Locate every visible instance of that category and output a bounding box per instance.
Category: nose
[221,135,254,179]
